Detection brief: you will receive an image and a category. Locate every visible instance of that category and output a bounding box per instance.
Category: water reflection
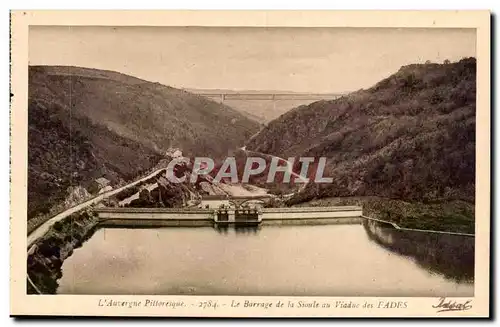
[362,219,474,283]
[214,224,261,235]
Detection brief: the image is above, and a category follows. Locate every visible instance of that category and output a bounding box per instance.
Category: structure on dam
[197,194,271,210]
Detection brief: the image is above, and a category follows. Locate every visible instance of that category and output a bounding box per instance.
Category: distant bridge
[193,92,345,103]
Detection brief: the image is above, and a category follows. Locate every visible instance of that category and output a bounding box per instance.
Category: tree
[139,189,151,202]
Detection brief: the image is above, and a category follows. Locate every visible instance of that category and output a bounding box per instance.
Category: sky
[29,26,476,93]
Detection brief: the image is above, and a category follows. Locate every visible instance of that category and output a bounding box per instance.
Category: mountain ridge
[246,58,476,204]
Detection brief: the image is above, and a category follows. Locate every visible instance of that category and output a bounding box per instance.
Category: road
[218,183,269,197]
[118,182,158,206]
[27,168,167,248]
[240,147,309,195]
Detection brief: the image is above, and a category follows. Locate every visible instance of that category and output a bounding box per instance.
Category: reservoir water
[57,220,474,296]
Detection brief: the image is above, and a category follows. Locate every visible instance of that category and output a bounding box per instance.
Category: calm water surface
[58,221,474,296]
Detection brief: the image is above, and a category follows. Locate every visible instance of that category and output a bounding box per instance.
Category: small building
[95,177,110,189]
[165,147,183,159]
[89,177,111,194]
[199,194,231,209]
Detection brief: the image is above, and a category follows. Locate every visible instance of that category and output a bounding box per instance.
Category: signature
[432,297,472,313]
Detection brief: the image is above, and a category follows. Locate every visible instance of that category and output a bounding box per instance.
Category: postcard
[10,10,490,317]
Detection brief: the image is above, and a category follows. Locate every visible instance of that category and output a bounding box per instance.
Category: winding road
[240,146,309,194]
[27,168,167,248]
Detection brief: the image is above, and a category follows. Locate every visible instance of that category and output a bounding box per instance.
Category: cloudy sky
[29,26,475,93]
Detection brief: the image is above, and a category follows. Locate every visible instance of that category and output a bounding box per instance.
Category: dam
[94,205,364,227]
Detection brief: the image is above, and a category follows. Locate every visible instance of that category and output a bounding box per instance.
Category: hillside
[28,66,259,219]
[246,58,476,209]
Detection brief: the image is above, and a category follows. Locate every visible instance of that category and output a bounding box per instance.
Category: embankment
[27,210,99,294]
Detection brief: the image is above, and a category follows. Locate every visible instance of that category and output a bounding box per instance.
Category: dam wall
[261,206,362,220]
[96,208,212,220]
[260,206,362,225]
[95,206,363,227]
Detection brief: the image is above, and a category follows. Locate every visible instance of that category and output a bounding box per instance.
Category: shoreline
[289,196,475,235]
[27,210,100,294]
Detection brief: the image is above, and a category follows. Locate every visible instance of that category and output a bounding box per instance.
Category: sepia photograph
[10,10,490,317]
